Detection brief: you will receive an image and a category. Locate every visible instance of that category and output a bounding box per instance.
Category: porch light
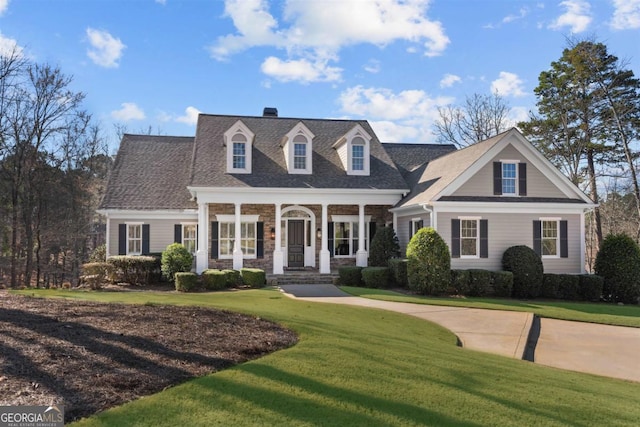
[270,227,276,240]
[316,228,321,239]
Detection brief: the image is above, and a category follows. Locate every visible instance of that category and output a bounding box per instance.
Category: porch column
[356,204,368,267]
[319,203,331,274]
[232,202,243,270]
[273,204,284,274]
[196,202,209,273]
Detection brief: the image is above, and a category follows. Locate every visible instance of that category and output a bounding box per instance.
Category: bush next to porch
[222,269,242,287]
[361,267,389,289]
[502,245,543,299]
[338,266,363,286]
[406,227,450,295]
[241,268,266,288]
[174,272,198,292]
[368,226,400,267]
[161,243,193,283]
[388,259,408,288]
[202,270,227,290]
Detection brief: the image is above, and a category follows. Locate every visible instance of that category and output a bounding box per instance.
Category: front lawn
[14,288,640,426]
[341,286,640,328]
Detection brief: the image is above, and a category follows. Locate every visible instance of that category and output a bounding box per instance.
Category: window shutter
[174,224,182,243]
[493,162,502,195]
[560,220,568,258]
[480,219,488,258]
[328,222,334,258]
[409,220,413,236]
[118,224,126,255]
[533,220,542,256]
[418,220,423,229]
[257,222,264,259]
[518,163,527,196]
[369,222,377,242]
[211,221,218,259]
[451,219,460,258]
[142,224,150,255]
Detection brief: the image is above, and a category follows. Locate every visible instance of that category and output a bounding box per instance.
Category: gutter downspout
[422,205,435,229]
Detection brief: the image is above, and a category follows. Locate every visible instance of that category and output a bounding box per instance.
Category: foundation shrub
[202,269,227,290]
[502,245,543,299]
[339,266,363,286]
[222,269,242,287]
[161,243,193,283]
[450,269,470,295]
[361,267,390,289]
[174,272,198,292]
[406,227,451,295]
[368,226,400,267]
[541,273,561,299]
[388,259,408,288]
[467,269,492,297]
[557,274,581,301]
[594,234,640,304]
[81,262,113,290]
[241,268,266,288]
[491,271,514,297]
[107,256,156,285]
[579,274,603,302]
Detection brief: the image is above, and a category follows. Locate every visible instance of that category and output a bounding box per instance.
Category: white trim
[98,209,198,220]
[500,161,519,196]
[458,216,482,220]
[580,211,586,273]
[458,217,480,259]
[539,217,561,259]
[181,222,198,254]
[224,120,254,174]
[217,220,258,260]
[284,122,314,175]
[333,124,372,176]
[125,222,143,256]
[331,215,372,222]
[215,214,260,222]
[431,201,595,215]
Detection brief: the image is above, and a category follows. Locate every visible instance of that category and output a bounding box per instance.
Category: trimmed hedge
[241,268,266,288]
[222,269,242,287]
[161,243,193,283]
[406,227,451,295]
[491,271,513,297]
[579,274,603,302]
[202,269,227,290]
[541,273,561,299]
[502,245,543,299]
[107,256,157,285]
[450,269,470,295]
[557,274,580,301]
[81,262,114,290]
[467,269,492,297]
[175,272,198,292]
[595,234,640,304]
[339,266,364,286]
[388,259,408,288]
[362,267,390,289]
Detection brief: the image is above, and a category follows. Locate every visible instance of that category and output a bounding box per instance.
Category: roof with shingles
[381,142,456,181]
[99,134,197,210]
[189,114,409,190]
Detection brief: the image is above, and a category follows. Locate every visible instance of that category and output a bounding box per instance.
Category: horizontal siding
[396,213,431,256]
[454,143,566,198]
[438,212,582,273]
[108,218,188,256]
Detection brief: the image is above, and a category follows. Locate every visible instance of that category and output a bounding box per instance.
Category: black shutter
[560,220,568,258]
[369,222,377,242]
[409,220,413,236]
[257,222,264,259]
[519,163,527,196]
[533,220,542,256]
[418,220,423,229]
[493,162,502,195]
[174,224,182,243]
[118,224,126,255]
[142,224,150,255]
[211,221,218,259]
[328,222,334,258]
[480,219,488,258]
[451,219,460,258]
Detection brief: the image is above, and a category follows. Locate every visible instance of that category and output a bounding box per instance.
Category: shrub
[175,272,198,292]
[406,227,451,295]
[594,234,640,304]
[89,244,107,262]
[388,259,408,288]
[362,267,390,289]
[502,245,543,299]
[222,269,242,287]
[557,274,580,301]
[107,256,157,285]
[450,269,470,295]
[202,269,227,290]
[579,274,603,302]
[467,269,492,297]
[338,266,363,286]
[491,271,513,297]
[541,273,560,299]
[241,268,266,288]
[81,262,113,290]
[368,226,400,267]
[161,243,193,283]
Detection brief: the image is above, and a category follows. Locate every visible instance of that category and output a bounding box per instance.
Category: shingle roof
[189,114,408,190]
[99,134,197,210]
[381,142,456,181]
[438,196,587,204]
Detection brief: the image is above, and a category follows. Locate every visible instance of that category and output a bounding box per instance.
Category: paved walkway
[279,284,640,383]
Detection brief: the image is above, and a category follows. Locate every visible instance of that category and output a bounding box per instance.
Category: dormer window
[283,122,314,174]
[225,120,254,174]
[333,124,371,176]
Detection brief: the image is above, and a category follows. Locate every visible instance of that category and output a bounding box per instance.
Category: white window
[502,162,517,195]
[284,123,314,174]
[127,223,142,255]
[182,224,197,254]
[225,120,254,173]
[460,219,479,257]
[352,137,365,171]
[333,124,371,175]
[541,219,559,257]
[333,219,369,257]
[232,134,247,169]
[219,222,257,259]
[411,218,424,236]
[293,135,307,170]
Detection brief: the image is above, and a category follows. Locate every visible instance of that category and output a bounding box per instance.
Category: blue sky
[1,0,639,148]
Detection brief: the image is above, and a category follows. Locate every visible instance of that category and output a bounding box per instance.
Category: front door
[288,220,305,268]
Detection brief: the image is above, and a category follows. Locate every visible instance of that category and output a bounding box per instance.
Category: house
[98,109,596,276]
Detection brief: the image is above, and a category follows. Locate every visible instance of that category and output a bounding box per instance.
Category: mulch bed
[0,291,297,423]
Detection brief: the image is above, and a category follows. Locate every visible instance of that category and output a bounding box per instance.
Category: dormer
[282,122,314,174]
[333,124,371,176]
[224,120,254,174]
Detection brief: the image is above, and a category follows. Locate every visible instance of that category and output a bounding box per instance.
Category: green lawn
[341,286,640,328]
[13,288,640,426]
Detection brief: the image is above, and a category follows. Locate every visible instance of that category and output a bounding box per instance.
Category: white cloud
[86,28,126,68]
[363,59,380,74]
[0,0,9,16]
[111,103,145,121]
[440,73,461,88]
[369,121,420,143]
[508,106,530,127]
[176,106,201,125]
[491,72,526,97]
[503,7,529,23]
[210,0,449,82]
[611,0,640,30]
[261,56,342,83]
[0,33,24,58]
[549,0,592,33]
[155,0,167,5]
